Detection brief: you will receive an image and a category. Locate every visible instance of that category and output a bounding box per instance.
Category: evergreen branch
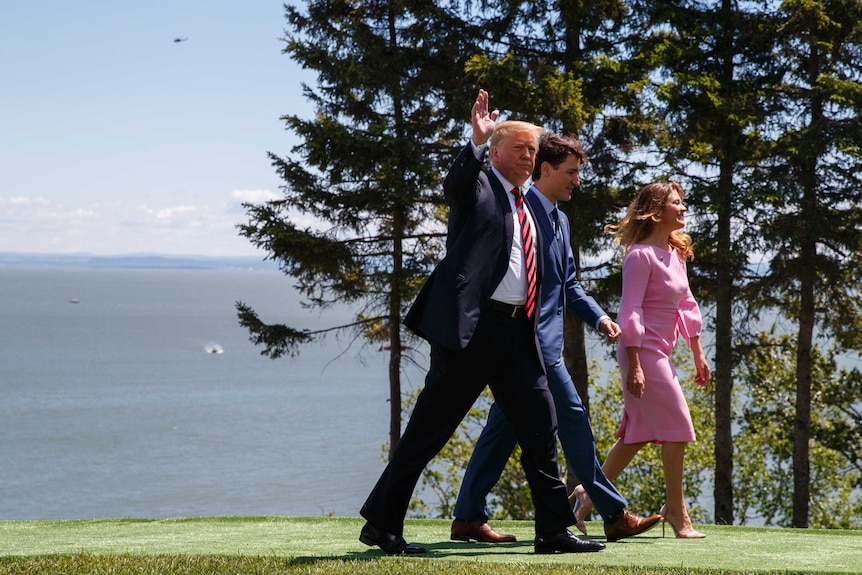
[236,301,391,361]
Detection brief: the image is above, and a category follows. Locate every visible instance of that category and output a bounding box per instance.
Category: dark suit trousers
[360,309,575,536]
[453,356,628,523]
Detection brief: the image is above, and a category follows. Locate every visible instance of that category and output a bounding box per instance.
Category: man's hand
[471,89,499,146]
[599,318,621,344]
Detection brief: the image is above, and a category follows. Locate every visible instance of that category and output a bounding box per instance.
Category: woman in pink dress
[572,181,710,539]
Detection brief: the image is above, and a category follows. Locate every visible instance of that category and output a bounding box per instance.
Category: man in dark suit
[449,133,662,544]
[359,91,604,555]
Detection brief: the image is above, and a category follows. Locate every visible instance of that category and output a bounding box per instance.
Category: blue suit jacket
[404,144,544,354]
[525,187,606,365]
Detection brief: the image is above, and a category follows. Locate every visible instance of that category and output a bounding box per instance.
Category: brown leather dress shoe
[603,510,663,542]
[450,519,516,543]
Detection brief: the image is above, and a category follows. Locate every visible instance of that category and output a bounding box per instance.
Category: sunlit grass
[1,516,859,574]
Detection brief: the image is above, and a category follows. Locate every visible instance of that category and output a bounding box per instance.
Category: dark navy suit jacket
[525,187,605,364]
[404,144,544,355]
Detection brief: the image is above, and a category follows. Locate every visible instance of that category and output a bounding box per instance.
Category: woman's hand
[690,336,711,386]
[624,347,645,398]
[693,353,711,386]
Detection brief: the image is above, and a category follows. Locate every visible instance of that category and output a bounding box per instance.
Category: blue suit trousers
[453,357,627,522]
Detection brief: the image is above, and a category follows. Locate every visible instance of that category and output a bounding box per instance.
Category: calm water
[0,267,406,520]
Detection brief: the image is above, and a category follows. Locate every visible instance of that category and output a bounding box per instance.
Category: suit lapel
[557,212,569,273]
[488,171,515,254]
[526,189,563,276]
[520,187,543,284]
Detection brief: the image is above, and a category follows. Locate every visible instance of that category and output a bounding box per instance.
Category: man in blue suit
[449,133,662,544]
[359,93,605,555]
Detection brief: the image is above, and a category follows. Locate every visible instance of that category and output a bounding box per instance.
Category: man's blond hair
[489,120,543,148]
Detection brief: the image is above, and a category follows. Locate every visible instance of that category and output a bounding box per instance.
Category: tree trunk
[713,0,735,526]
[793,245,814,528]
[386,4,404,459]
[793,167,817,528]
[790,30,825,528]
[564,313,590,417]
[388,205,405,460]
[559,5,590,494]
[713,167,734,524]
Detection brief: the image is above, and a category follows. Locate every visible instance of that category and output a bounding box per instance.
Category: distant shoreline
[0,252,279,271]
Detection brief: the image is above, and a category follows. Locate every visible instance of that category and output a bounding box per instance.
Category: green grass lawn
[1,516,859,574]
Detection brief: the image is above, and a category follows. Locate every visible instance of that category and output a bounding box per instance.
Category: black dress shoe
[534,529,606,554]
[359,522,427,555]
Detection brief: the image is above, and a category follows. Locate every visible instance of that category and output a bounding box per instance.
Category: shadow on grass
[287,540,533,563]
[289,536,640,562]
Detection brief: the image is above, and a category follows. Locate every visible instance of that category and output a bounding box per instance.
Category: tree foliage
[236,0,481,456]
[640,0,783,525]
[242,0,862,526]
[745,0,862,526]
[735,331,862,528]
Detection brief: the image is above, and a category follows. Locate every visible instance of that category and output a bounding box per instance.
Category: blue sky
[1,1,314,256]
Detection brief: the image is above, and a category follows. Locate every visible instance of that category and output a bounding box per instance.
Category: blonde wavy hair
[605,181,694,261]
[489,120,543,148]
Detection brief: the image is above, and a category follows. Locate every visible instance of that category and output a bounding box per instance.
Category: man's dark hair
[531,133,588,181]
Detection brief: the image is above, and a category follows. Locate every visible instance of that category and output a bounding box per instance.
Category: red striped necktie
[511,188,537,319]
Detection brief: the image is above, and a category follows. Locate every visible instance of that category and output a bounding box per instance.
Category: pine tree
[236,0,478,458]
[750,0,862,527]
[645,0,781,524]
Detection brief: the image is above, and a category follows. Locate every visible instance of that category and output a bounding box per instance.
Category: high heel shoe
[570,485,589,535]
[659,504,706,539]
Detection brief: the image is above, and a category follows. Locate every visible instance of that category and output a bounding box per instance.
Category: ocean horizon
[0,264,411,520]
[0,251,280,271]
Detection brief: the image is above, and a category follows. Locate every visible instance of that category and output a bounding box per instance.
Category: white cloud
[230,189,280,203]
[224,189,334,234]
[0,196,50,207]
[0,193,266,256]
[228,189,280,211]
[0,195,94,224]
[130,205,201,228]
[155,205,198,219]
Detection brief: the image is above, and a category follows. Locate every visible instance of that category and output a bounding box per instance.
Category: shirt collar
[491,167,520,196]
[529,185,557,217]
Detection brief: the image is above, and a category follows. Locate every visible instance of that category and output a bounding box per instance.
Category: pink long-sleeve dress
[615,244,702,443]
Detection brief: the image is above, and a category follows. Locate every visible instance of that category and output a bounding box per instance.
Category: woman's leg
[574,438,647,521]
[660,441,704,538]
[603,438,648,481]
